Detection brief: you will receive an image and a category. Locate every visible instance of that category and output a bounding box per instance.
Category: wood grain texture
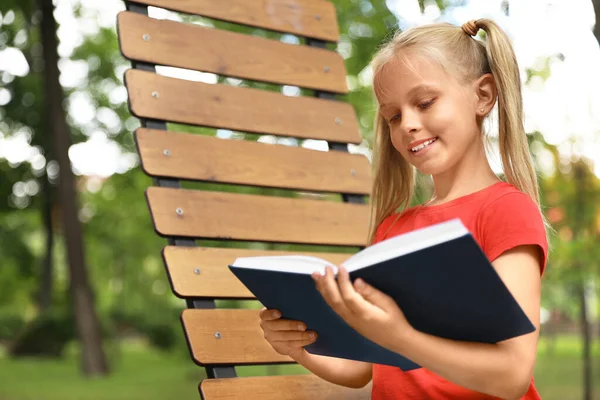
[145,187,369,246]
[125,70,361,144]
[118,12,347,93]
[162,246,355,299]
[200,375,372,400]
[127,0,340,42]
[181,309,292,364]
[135,128,371,194]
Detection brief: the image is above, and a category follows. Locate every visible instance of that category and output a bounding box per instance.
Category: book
[228,218,535,371]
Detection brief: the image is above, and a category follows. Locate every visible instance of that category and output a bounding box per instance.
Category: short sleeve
[478,191,549,277]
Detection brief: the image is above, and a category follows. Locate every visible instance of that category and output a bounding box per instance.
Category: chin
[412,160,449,176]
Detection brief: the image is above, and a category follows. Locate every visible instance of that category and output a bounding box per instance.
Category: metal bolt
[152,91,159,98]
[351,169,356,176]
[193,268,200,275]
[315,15,321,21]
[176,208,184,216]
[163,149,170,156]
[142,34,150,41]
[214,332,222,339]
[335,117,342,125]
[324,66,330,73]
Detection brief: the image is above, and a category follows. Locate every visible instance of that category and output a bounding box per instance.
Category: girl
[259,18,548,400]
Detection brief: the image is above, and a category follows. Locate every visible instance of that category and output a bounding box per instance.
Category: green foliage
[8,311,75,358]
[0,310,26,342]
[108,308,186,352]
[335,0,399,144]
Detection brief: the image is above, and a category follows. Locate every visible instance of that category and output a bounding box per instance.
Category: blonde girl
[260,19,548,400]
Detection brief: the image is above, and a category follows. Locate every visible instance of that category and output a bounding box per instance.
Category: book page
[231,255,338,275]
[341,219,468,272]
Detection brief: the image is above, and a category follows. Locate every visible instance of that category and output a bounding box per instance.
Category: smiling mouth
[410,137,438,153]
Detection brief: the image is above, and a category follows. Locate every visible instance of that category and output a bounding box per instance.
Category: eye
[418,99,435,109]
[388,114,401,123]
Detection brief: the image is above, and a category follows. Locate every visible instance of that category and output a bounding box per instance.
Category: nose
[399,110,421,136]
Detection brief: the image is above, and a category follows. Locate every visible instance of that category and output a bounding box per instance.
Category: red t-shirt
[371,182,548,400]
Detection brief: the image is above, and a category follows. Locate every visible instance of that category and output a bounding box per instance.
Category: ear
[474,73,497,117]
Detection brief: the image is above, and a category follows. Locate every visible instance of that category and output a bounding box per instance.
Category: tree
[540,139,598,400]
[594,0,600,45]
[0,0,55,314]
[0,0,109,376]
[38,0,108,376]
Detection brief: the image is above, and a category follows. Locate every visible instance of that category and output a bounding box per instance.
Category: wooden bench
[117,1,372,398]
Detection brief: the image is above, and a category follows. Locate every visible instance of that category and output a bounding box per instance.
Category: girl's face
[375,54,484,176]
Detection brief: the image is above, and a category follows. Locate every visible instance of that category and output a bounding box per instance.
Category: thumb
[354,279,396,311]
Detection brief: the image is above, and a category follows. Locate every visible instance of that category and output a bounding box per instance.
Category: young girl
[259,18,548,400]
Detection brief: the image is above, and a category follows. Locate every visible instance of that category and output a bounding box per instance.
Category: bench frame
[121,0,369,390]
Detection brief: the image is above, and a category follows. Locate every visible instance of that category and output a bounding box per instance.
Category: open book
[229,219,535,371]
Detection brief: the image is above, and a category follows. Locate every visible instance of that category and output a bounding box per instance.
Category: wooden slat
[146,187,369,246]
[163,247,355,299]
[118,12,348,93]
[128,0,340,42]
[125,70,361,144]
[201,375,371,400]
[181,309,292,364]
[135,128,371,194]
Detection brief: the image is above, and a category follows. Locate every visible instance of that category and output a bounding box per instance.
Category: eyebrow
[407,83,438,97]
[379,84,438,108]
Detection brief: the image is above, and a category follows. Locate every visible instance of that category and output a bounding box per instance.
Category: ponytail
[471,19,541,207]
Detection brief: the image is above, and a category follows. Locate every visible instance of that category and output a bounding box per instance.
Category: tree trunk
[591,0,600,387]
[593,0,600,45]
[38,176,54,312]
[576,280,592,400]
[573,163,592,400]
[39,0,109,376]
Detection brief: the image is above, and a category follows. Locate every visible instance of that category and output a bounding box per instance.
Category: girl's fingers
[269,330,317,343]
[337,266,355,298]
[259,308,281,321]
[286,338,318,349]
[261,318,307,332]
[320,266,345,311]
[337,266,366,313]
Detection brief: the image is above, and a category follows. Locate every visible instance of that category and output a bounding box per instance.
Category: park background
[0,0,599,399]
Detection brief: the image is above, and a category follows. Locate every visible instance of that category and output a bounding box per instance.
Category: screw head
[176,208,184,216]
[152,91,159,98]
[324,66,330,73]
[163,149,170,156]
[214,332,221,339]
[142,34,150,41]
[193,268,200,275]
[351,169,356,176]
[335,117,342,125]
[315,15,321,21]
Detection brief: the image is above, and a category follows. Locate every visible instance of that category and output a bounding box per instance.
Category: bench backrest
[117,1,372,398]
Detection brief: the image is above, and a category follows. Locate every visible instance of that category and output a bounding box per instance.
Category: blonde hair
[367,19,543,245]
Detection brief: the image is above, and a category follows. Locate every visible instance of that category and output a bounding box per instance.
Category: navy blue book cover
[228,232,535,371]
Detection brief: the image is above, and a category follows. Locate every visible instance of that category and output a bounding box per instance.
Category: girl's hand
[312,266,414,352]
[259,307,318,359]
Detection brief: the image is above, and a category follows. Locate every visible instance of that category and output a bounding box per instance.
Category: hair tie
[461,20,479,37]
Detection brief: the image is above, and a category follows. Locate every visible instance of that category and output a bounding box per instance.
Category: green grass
[0,341,204,400]
[0,335,598,400]
[535,335,600,400]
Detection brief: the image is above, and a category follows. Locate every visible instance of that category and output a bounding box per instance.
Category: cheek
[389,130,410,158]
[425,106,459,136]
[425,102,478,145]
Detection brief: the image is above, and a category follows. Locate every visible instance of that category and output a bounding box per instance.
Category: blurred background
[0,0,599,399]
